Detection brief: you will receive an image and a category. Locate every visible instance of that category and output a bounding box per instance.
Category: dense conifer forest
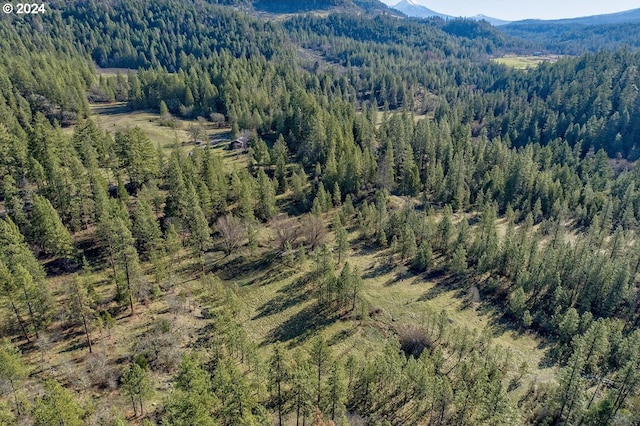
[1,0,640,424]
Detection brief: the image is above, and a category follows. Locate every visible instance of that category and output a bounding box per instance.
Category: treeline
[66,0,640,164]
[500,22,640,55]
[0,20,91,127]
[483,50,640,158]
[51,0,287,69]
[6,0,640,165]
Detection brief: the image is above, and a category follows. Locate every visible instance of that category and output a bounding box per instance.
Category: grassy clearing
[90,103,188,150]
[229,226,556,401]
[492,55,561,70]
[94,67,138,77]
[88,103,250,168]
[20,204,553,422]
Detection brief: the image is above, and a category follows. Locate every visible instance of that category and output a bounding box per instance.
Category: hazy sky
[380,0,640,21]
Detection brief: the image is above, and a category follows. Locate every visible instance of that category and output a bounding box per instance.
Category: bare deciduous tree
[301,214,327,251]
[87,352,118,389]
[270,213,299,251]
[187,116,207,143]
[209,112,226,128]
[216,214,245,256]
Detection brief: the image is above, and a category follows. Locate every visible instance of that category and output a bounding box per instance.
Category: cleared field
[492,55,561,70]
[88,103,245,166]
[90,103,190,150]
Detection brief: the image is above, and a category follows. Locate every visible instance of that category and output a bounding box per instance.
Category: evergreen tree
[186,184,212,272]
[436,206,454,254]
[336,262,352,309]
[256,169,277,221]
[0,338,27,415]
[30,194,75,260]
[97,206,141,313]
[309,336,331,408]
[508,287,527,322]
[272,135,289,193]
[401,225,417,261]
[350,266,363,311]
[0,262,31,342]
[328,364,347,421]
[314,245,335,306]
[13,265,50,340]
[159,100,169,116]
[66,274,96,354]
[32,379,85,426]
[163,356,219,426]
[291,350,313,426]
[114,127,159,189]
[164,222,183,262]
[121,362,152,417]
[164,152,190,222]
[449,245,468,276]
[377,141,395,192]
[413,242,433,272]
[132,197,163,259]
[552,344,587,425]
[269,343,291,426]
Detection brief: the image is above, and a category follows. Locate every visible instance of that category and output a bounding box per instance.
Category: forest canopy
[0,0,639,424]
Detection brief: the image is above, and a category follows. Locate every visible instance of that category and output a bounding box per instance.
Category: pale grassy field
[492,55,560,70]
[94,67,138,77]
[90,103,190,150]
[87,103,249,169]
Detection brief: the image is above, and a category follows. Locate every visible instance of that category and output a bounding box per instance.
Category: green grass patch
[492,55,560,70]
[87,103,248,167]
[226,229,556,397]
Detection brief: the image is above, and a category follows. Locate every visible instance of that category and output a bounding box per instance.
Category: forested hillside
[0,0,640,425]
[499,22,640,54]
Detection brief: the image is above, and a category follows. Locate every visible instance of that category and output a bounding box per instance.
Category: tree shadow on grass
[484,311,517,338]
[352,239,385,258]
[91,103,130,115]
[266,303,338,346]
[327,325,357,346]
[213,252,277,284]
[383,266,413,287]
[256,267,297,288]
[252,272,313,321]
[60,328,91,353]
[418,273,461,302]
[362,262,395,280]
[409,268,446,286]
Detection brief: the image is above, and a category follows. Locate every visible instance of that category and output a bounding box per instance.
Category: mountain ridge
[391,0,510,25]
[392,1,640,27]
[508,7,640,26]
[391,0,450,19]
[251,0,399,15]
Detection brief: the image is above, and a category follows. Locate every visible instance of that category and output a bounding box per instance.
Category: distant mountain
[509,8,640,26]
[391,0,450,19]
[392,0,510,25]
[498,8,640,55]
[471,14,511,26]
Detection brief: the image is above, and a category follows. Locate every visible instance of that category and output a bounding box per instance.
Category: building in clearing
[230,134,250,151]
